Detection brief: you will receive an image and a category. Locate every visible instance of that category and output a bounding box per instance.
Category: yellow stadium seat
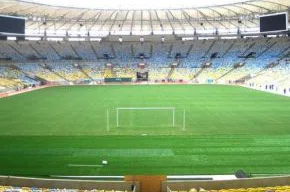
[21,187,32,192]
[199,188,208,192]
[4,186,13,191]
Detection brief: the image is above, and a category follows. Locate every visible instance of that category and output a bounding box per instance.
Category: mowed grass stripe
[0,148,174,157]
[0,135,289,175]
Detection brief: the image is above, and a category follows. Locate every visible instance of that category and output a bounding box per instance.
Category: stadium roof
[0,0,289,35]
[16,0,252,10]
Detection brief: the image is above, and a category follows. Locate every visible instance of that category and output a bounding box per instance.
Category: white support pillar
[183,109,186,131]
[116,108,119,127]
[173,108,175,127]
[107,109,110,132]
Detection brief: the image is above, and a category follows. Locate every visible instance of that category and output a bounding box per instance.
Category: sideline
[1,83,289,98]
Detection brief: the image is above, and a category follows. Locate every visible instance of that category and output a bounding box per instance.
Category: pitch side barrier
[0,176,138,191]
[163,175,290,192]
[1,175,290,192]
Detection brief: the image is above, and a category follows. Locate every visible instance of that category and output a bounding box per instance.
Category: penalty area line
[67,164,104,167]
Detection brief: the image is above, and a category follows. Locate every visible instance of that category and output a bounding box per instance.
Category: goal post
[116,107,176,128]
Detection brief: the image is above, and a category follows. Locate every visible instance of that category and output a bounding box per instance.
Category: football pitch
[0,84,290,177]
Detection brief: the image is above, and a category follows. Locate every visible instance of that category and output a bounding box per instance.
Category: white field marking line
[50,175,124,179]
[116,107,175,110]
[67,164,104,167]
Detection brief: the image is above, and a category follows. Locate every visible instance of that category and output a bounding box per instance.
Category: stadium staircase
[237,43,289,83]
[103,67,114,78]
[257,41,277,58]
[89,42,99,59]
[278,45,290,58]
[167,67,175,79]
[111,44,117,58]
[48,43,63,59]
[192,68,205,79]
[6,44,26,60]
[11,64,47,83]
[221,40,236,57]
[98,44,117,59]
[238,62,280,82]
[240,45,289,83]
[239,42,255,58]
[28,42,45,59]
[40,63,69,82]
[192,62,212,79]
[168,44,174,57]
[131,44,135,57]
[216,68,236,81]
[72,63,94,81]
[236,74,251,83]
[202,40,216,58]
[149,44,153,58]
[167,60,181,79]
[186,44,194,58]
[216,63,245,81]
[69,43,82,59]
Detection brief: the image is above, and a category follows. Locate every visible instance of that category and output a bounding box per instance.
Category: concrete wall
[1,175,290,192]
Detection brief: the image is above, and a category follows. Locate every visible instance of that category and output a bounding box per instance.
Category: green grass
[0,85,290,176]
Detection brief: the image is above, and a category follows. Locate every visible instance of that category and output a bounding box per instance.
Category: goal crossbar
[116,107,175,127]
[117,107,175,110]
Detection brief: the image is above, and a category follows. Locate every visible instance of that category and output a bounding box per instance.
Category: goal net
[116,107,175,128]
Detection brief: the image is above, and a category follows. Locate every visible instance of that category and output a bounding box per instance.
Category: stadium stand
[0,36,289,95]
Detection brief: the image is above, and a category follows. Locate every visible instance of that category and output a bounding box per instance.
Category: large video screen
[0,15,25,34]
[137,72,148,81]
[260,12,288,33]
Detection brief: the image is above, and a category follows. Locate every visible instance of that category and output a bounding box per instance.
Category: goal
[116,107,176,128]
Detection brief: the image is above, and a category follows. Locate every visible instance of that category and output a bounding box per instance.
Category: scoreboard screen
[260,12,288,33]
[0,15,25,34]
[137,72,148,81]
